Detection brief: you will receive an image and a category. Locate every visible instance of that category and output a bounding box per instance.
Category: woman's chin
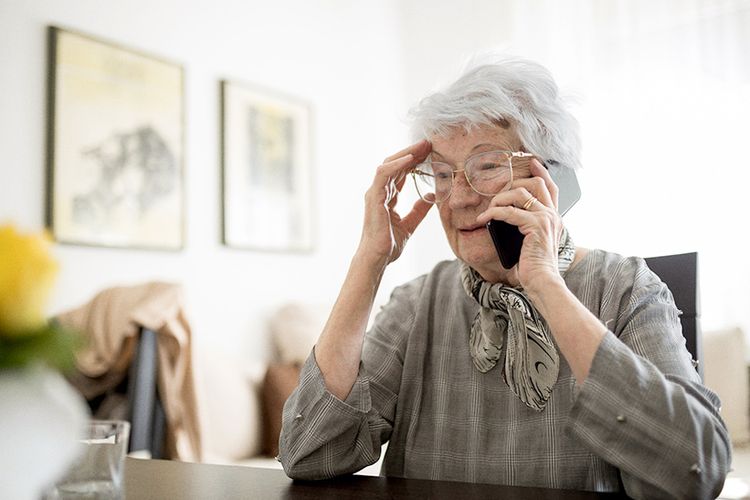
[456,245,521,283]
[459,247,501,272]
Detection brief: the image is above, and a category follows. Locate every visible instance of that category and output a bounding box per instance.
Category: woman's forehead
[430,124,521,158]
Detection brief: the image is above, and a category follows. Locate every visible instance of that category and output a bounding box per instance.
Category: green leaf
[0,326,82,373]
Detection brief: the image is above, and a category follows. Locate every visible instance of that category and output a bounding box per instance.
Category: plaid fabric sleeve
[277,280,418,480]
[277,348,382,479]
[567,259,731,499]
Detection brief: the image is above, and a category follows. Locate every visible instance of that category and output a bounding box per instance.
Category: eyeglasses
[411,150,535,204]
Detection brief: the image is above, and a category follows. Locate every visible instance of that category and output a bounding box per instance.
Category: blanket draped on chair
[56,282,202,462]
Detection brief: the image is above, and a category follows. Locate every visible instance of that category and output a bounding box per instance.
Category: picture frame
[46,26,185,250]
[221,80,314,252]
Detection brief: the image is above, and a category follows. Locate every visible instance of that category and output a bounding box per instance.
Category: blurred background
[1,0,748,368]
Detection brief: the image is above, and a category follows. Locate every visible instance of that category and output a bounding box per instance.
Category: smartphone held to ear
[486,161,580,269]
[487,218,525,269]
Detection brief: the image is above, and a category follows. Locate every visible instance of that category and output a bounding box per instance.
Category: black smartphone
[486,160,581,269]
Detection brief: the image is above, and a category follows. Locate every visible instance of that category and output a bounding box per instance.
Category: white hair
[408,56,582,170]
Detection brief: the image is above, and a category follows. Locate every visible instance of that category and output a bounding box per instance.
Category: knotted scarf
[460,228,575,411]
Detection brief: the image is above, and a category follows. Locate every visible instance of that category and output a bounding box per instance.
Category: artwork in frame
[221,80,314,252]
[46,26,185,250]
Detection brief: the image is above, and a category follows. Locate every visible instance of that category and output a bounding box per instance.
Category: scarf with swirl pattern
[459,228,575,411]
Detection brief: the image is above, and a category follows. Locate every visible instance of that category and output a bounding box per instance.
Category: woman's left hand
[475,158,565,294]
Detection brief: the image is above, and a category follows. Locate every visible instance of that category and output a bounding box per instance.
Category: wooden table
[124,458,630,499]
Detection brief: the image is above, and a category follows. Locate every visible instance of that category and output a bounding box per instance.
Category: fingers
[383,139,431,164]
[381,159,412,208]
[374,151,420,188]
[393,169,408,194]
[498,181,552,211]
[506,162,554,207]
[529,159,559,211]
[476,184,557,229]
[476,204,547,235]
[369,154,413,201]
[374,141,431,208]
[486,186,547,212]
[400,198,433,235]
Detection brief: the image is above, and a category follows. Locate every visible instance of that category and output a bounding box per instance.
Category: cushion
[269,303,328,364]
[195,349,263,461]
[261,362,302,457]
[703,326,749,445]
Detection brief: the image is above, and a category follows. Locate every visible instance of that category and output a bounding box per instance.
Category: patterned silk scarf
[460,228,576,411]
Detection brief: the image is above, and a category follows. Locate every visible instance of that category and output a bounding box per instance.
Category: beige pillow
[195,349,263,462]
[703,326,749,445]
[269,303,328,364]
[261,363,301,457]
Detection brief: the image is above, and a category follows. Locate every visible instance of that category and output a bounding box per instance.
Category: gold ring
[522,196,537,211]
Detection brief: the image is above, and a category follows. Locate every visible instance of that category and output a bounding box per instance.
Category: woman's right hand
[357,140,433,267]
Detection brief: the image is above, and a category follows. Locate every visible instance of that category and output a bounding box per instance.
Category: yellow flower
[0,225,59,336]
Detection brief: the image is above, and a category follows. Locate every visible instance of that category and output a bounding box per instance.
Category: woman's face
[431,123,532,283]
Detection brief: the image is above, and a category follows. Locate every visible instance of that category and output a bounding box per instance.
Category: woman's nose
[448,171,482,209]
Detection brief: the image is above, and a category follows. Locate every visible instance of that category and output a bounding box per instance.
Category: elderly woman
[278,58,730,498]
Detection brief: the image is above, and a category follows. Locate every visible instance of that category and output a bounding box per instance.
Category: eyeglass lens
[413,151,513,203]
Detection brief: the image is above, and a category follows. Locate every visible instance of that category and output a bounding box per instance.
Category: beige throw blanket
[56,282,202,462]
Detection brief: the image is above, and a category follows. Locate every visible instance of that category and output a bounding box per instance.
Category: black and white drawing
[47,27,184,249]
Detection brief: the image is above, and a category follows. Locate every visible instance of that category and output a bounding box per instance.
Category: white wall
[2,0,748,364]
[0,0,411,363]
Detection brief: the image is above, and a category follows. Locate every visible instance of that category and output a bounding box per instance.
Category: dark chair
[71,326,167,458]
[644,252,702,379]
[126,327,167,458]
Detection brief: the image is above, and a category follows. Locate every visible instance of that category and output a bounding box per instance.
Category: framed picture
[46,26,185,250]
[221,80,314,251]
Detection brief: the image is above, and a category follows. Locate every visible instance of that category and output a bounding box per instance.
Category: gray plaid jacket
[279,250,730,499]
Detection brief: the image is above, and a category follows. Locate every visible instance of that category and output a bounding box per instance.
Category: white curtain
[527,0,750,338]
[402,0,750,338]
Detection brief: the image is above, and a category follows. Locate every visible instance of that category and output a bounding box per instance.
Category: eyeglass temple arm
[411,168,434,177]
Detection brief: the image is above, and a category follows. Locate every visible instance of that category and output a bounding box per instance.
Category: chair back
[644,252,702,379]
[127,327,166,458]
